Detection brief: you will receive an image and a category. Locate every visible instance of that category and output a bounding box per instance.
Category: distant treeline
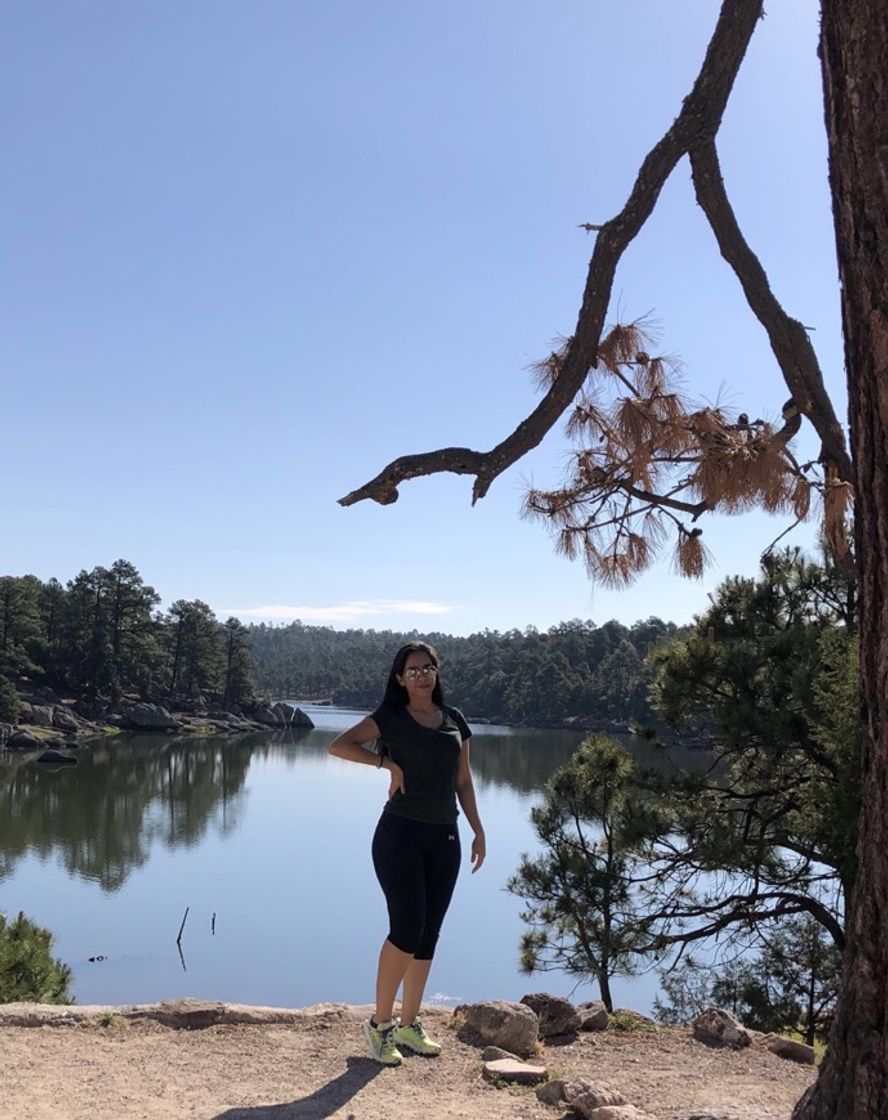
[0,561,255,719]
[1,558,688,727]
[248,617,688,724]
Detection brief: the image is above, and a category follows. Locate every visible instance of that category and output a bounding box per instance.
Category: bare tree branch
[339,0,765,508]
[689,141,852,481]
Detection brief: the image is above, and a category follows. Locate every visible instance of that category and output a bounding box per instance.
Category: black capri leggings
[371,811,461,961]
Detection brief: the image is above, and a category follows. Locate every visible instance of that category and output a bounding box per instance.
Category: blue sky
[3,1,843,635]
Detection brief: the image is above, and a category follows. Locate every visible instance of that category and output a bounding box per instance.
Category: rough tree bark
[792,3,888,1118]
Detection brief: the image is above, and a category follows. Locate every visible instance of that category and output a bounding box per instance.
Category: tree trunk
[598,969,613,1014]
[793,3,888,1117]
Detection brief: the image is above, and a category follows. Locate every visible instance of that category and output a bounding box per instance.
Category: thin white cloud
[224,599,451,624]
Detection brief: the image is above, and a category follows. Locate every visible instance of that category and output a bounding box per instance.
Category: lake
[0,707,700,1013]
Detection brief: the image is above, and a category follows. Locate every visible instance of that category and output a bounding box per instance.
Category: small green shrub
[609,1009,655,1032]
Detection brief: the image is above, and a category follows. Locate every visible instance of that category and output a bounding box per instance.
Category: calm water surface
[0,707,700,1012]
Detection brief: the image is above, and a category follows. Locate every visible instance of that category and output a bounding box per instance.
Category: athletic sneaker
[394,1016,442,1057]
[362,1018,403,1066]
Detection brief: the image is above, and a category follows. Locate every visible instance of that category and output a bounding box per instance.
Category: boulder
[482,1058,548,1085]
[564,1079,626,1106]
[52,706,81,733]
[290,706,315,728]
[693,1007,752,1050]
[481,1045,519,1061]
[453,1000,539,1058]
[120,704,181,731]
[521,992,582,1037]
[36,749,77,766]
[254,705,285,727]
[578,1000,609,1031]
[562,1079,627,1117]
[6,730,40,750]
[271,702,292,724]
[536,1079,568,1106]
[27,704,55,728]
[765,1035,816,1065]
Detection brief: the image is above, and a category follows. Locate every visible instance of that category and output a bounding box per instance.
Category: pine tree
[221,617,255,710]
[507,735,654,1010]
[0,911,72,1004]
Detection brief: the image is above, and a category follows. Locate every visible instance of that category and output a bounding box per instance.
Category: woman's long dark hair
[379,641,445,709]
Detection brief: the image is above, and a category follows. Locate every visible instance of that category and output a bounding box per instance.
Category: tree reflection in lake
[0,719,706,896]
[0,735,257,891]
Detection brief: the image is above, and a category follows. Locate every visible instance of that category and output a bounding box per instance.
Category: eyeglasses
[402,664,439,680]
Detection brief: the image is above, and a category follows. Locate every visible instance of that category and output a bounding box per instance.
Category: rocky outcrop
[51,706,82,733]
[453,1000,539,1058]
[271,702,293,725]
[119,703,182,732]
[692,1008,752,1050]
[20,702,55,727]
[251,703,315,730]
[521,991,582,1037]
[254,705,286,728]
[290,706,314,728]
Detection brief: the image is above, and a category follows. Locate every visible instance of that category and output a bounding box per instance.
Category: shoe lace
[380,1024,399,1053]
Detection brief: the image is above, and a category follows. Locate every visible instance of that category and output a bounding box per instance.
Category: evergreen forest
[247,615,686,725]
[1,559,685,728]
[0,560,255,721]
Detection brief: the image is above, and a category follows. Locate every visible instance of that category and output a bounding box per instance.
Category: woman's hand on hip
[384,761,405,800]
[470,831,486,873]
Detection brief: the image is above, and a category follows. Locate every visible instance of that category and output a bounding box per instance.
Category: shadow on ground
[213,1057,382,1120]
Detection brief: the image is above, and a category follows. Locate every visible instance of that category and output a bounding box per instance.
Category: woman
[328,641,486,1067]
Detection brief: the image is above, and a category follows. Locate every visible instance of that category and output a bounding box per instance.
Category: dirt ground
[0,1003,815,1120]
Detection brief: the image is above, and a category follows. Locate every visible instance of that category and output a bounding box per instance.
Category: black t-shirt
[370,704,471,825]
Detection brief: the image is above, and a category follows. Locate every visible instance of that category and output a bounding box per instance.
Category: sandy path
[0,1004,815,1120]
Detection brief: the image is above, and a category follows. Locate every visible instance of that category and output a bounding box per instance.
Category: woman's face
[396,649,439,703]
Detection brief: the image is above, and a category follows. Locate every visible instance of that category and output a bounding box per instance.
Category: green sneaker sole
[394,1028,442,1057]
[362,1020,403,1066]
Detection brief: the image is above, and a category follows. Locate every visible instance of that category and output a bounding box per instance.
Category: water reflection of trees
[0,726,709,891]
[0,735,258,892]
[464,729,708,796]
[470,730,584,794]
[268,724,708,798]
